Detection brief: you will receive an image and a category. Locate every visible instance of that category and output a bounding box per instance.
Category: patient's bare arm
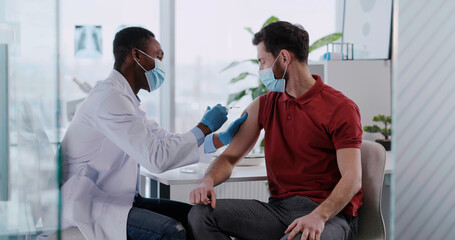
[189,97,262,208]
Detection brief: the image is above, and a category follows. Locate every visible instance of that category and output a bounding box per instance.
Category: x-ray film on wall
[75,25,102,58]
[343,0,392,59]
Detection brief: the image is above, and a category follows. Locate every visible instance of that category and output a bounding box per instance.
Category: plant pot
[375,139,391,151]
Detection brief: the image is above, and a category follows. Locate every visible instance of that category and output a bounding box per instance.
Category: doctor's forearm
[197,123,212,136]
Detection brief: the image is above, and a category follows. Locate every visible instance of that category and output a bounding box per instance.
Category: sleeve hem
[204,134,217,153]
[334,142,362,150]
[189,127,205,146]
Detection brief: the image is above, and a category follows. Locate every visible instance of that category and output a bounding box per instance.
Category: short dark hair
[113,27,155,68]
[253,21,309,63]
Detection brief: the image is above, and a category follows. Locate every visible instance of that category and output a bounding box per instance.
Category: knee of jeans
[188,204,212,225]
[162,220,186,240]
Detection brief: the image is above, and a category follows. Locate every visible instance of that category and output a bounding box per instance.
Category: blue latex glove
[200,104,228,132]
[218,113,248,145]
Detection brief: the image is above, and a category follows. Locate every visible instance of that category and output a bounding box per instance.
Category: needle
[203,106,241,113]
[227,106,241,112]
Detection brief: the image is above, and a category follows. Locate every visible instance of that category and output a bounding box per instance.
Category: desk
[141,161,267,185]
[140,153,393,199]
[140,161,268,199]
[385,151,393,174]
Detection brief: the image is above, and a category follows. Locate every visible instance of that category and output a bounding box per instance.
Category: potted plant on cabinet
[363,114,392,151]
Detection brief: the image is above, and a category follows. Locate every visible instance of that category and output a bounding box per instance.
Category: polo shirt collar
[280,74,324,104]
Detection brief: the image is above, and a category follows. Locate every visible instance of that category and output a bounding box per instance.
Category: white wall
[310,60,392,141]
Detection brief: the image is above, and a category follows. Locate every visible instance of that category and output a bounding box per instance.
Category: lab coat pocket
[72,175,109,224]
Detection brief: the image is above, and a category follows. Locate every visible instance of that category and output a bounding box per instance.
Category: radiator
[169,181,270,203]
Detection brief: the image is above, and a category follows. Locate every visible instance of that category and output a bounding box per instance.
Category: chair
[355,140,387,240]
[16,102,86,240]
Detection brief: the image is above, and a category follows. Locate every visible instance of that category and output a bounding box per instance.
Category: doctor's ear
[132,48,141,62]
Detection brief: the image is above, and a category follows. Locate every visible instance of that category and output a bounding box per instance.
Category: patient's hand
[190,179,217,208]
[285,212,325,240]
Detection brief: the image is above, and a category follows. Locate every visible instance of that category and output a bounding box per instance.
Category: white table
[140,161,268,199]
[140,161,267,186]
[140,153,393,198]
[385,151,393,174]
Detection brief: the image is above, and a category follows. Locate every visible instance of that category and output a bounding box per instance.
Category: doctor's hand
[199,104,228,132]
[189,179,217,209]
[218,113,248,145]
[285,212,326,240]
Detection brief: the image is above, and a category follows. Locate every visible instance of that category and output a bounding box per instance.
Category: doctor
[60,26,247,240]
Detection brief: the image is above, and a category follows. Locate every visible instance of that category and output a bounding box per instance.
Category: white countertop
[141,161,268,185]
[385,151,393,174]
[141,152,394,185]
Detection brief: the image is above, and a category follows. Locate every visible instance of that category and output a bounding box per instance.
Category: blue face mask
[134,49,166,92]
[258,53,288,93]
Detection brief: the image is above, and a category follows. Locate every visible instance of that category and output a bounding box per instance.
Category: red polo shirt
[258,75,363,217]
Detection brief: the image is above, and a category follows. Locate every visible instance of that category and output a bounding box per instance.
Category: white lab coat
[60,70,200,240]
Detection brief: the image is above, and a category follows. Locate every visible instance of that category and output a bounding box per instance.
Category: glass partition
[0,0,60,238]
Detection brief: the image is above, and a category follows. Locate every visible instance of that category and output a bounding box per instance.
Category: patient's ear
[281,50,292,65]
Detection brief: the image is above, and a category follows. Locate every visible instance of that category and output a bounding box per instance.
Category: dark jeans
[188,196,358,240]
[127,195,193,240]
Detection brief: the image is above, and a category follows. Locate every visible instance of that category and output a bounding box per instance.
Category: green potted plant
[222,16,342,147]
[363,114,392,151]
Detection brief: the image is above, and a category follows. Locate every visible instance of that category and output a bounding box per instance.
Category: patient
[188,21,363,240]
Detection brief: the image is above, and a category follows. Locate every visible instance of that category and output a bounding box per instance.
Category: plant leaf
[381,128,390,137]
[250,87,259,99]
[386,116,392,123]
[220,59,259,72]
[309,33,342,53]
[363,125,381,133]
[262,16,280,29]
[250,59,259,64]
[373,114,387,123]
[245,27,254,35]
[251,83,268,99]
[230,72,252,84]
[227,90,247,106]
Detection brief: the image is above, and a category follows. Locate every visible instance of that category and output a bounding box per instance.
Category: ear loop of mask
[134,49,154,72]
[282,64,288,79]
[272,52,288,79]
[134,57,147,72]
[137,49,155,60]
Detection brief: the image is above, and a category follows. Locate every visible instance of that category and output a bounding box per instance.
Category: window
[59,0,161,130]
[175,0,336,142]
